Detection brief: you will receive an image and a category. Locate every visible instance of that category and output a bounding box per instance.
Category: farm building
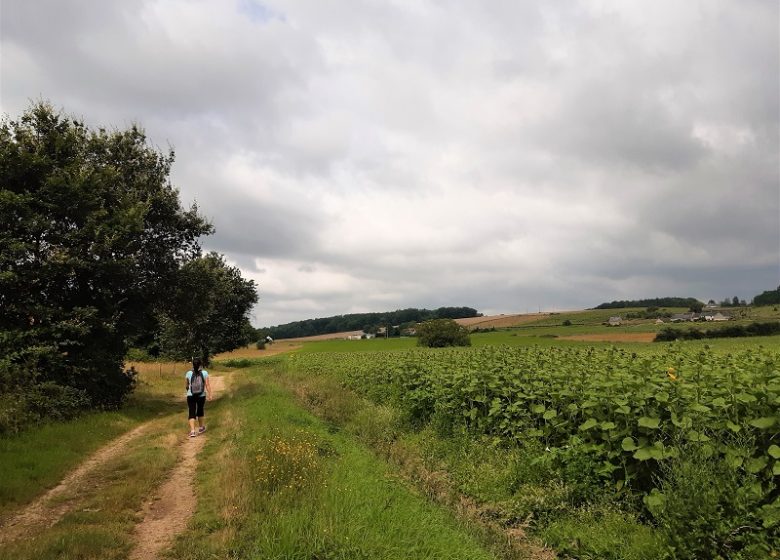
[705,312,731,321]
[671,313,697,322]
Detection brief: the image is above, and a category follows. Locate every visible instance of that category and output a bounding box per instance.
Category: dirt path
[0,422,150,543]
[127,374,226,559]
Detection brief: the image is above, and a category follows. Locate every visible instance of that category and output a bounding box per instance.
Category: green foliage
[595,297,702,310]
[0,102,211,422]
[289,344,780,556]
[416,319,471,348]
[655,322,780,342]
[156,252,258,363]
[218,358,258,368]
[647,443,778,559]
[753,286,780,306]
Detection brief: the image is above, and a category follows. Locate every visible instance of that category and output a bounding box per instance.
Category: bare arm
[206,376,213,400]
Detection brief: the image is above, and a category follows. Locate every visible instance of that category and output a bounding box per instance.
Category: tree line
[0,103,257,433]
[654,321,780,342]
[594,297,702,310]
[257,307,480,340]
[596,288,779,310]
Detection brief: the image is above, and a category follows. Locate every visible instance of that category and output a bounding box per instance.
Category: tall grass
[0,362,183,521]
[168,362,501,560]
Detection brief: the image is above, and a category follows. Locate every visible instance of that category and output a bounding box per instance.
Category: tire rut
[0,422,151,543]
[128,374,227,559]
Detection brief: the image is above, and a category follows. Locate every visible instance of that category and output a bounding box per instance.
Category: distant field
[265,306,780,351]
[454,312,549,328]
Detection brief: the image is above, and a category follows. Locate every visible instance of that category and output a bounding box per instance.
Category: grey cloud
[202,192,324,262]
[3,1,777,327]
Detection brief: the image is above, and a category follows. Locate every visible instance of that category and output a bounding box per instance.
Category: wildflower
[667,367,677,381]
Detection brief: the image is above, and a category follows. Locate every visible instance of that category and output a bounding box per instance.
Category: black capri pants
[187,395,206,419]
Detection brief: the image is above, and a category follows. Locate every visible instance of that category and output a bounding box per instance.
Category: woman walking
[185,357,212,438]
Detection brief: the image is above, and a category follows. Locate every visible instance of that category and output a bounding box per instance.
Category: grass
[0,413,183,559]
[0,362,184,522]
[279,360,666,560]
[168,360,503,559]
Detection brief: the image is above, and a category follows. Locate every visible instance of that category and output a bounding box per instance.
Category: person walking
[185,357,212,438]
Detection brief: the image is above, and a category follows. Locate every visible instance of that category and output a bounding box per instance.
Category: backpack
[190,370,205,395]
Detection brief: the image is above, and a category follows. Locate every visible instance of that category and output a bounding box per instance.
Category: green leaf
[773,462,780,476]
[686,430,711,442]
[638,416,660,429]
[769,445,780,459]
[633,447,654,461]
[644,490,666,514]
[531,404,546,414]
[579,418,599,431]
[600,421,617,431]
[621,437,638,451]
[746,457,768,474]
[726,421,742,433]
[543,409,558,420]
[749,417,777,430]
[726,455,744,469]
[689,403,711,413]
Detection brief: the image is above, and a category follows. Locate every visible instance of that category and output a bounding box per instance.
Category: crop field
[288,342,780,557]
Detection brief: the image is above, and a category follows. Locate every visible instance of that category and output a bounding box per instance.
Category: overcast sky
[2,0,778,327]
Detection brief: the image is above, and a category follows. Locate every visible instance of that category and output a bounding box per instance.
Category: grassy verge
[168,360,503,560]
[279,357,671,559]
[0,412,182,559]
[0,362,185,522]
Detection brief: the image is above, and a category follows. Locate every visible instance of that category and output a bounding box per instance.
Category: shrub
[416,319,471,348]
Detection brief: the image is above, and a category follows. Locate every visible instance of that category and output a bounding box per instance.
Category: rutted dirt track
[0,374,227,559]
[0,422,150,544]
[129,375,226,559]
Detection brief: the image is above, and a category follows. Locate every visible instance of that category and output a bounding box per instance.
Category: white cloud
[2,0,777,326]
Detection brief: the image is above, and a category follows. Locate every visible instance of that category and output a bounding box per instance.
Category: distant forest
[258,307,480,339]
[596,287,779,310]
[594,297,702,310]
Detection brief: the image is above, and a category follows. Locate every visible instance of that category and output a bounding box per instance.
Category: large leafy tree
[156,252,258,364]
[752,286,780,306]
[0,103,212,409]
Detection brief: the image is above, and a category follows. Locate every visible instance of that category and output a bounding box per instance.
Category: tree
[0,103,212,412]
[156,253,258,364]
[753,286,780,306]
[689,301,704,313]
[416,319,471,348]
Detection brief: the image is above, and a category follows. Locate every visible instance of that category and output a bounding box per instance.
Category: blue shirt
[185,370,209,397]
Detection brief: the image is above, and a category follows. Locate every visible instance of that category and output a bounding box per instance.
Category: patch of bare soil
[128,432,205,560]
[0,423,150,543]
[128,374,226,559]
[558,332,656,343]
[455,313,550,329]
